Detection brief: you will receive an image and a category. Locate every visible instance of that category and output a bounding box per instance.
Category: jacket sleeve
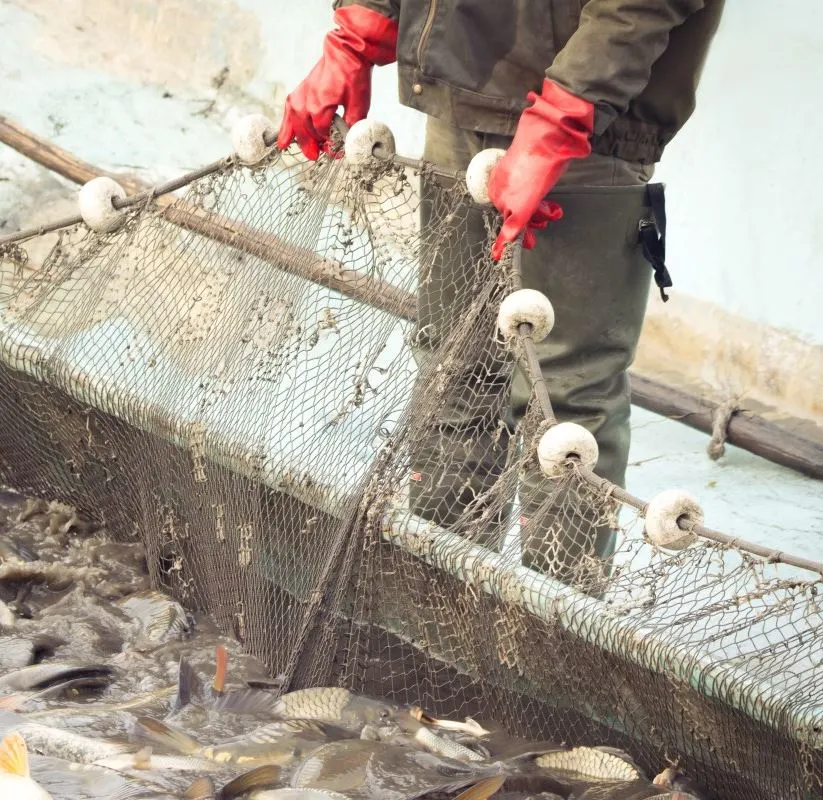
[332,0,400,21]
[545,0,707,133]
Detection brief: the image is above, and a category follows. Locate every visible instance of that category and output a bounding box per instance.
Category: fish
[93,747,225,774]
[407,721,487,763]
[572,783,698,799]
[271,687,399,732]
[167,650,280,722]
[0,662,116,708]
[219,764,282,799]
[289,738,506,800]
[5,719,133,764]
[133,715,345,767]
[409,706,492,739]
[0,526,39,562]
[25,685,177,720]
[251,777,507,799]
[366,711,488,763]
[0,731,54,799]
[107,776,218,800]
[104,762,281,800]
[115,590,193,649]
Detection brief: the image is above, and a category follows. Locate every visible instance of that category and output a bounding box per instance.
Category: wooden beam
[1,114,822,481]
[629,374,823,481]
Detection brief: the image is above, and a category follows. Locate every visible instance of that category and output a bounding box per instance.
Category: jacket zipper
[416,0,438,70]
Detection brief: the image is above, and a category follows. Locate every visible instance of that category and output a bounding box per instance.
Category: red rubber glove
[276,6,399,161]
[487,79,595,261]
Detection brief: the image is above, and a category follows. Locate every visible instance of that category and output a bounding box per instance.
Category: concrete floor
[1,1,821,574]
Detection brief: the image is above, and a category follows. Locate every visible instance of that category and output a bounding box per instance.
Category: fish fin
[209,688,277,716]
[213,645,228,695]
[454,776,506,800]
[133,746,153,770]
[133,716,201,755]
[172,656,204,713]
[183,776,216,799]
[0,731,29,777]
[219,764,281,800]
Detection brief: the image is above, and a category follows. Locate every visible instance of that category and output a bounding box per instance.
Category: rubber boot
[513,183,654,587]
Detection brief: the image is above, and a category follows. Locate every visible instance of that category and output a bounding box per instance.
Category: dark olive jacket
[333,0,725,164]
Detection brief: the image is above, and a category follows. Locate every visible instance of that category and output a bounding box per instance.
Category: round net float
[644,489,704,550]
[78,177,128,234]
[343,119,396,166]
[465,147,506,205]
[231,113,276,165]
[497,288,555,342]
[538,422,599,477]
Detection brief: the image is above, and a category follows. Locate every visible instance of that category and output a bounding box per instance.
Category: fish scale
[273,688,351,720]
[12,722,131,764]
[535,746,643,783]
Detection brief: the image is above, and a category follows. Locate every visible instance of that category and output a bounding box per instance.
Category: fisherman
[277,1,725,581]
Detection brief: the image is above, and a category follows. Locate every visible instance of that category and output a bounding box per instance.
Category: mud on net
[0,120,821,800]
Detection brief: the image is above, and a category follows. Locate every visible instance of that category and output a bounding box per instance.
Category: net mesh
[0,135,821,800]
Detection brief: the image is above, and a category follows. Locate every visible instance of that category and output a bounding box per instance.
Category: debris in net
[410,705,492,738]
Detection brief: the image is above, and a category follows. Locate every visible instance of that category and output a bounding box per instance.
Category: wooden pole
[1,114,822,480]
[0,115,417,320]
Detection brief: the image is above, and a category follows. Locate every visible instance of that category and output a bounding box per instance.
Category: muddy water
[0,486,286,798]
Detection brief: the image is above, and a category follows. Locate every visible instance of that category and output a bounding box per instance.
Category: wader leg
[409,116,657,575]
[513,179,655,585]
[407,117,515,549]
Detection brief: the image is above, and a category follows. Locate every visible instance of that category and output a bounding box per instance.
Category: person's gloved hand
[277,6,399,161]
[487,79,595,261]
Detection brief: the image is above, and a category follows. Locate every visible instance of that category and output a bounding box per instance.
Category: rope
[708,398,739,460]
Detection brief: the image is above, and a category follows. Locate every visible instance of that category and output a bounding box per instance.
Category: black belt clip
[639,182,672,303]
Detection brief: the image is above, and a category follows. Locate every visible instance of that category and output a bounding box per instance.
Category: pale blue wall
[2,0,821,347]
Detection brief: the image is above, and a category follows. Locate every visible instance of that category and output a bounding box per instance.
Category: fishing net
[0,120,821,800]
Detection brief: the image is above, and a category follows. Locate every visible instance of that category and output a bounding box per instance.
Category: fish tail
[0,730,30,777]
[219,764,281,799]
[133,716,202,756]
